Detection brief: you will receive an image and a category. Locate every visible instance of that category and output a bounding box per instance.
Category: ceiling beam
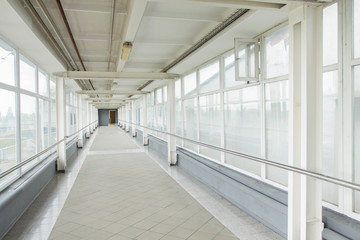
[77,90,148,95]
[117,0,148,72]
[85,97,133,101]
[148,0,285,10]
[54,71,179,80]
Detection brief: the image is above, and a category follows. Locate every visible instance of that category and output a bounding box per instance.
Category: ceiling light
[121,42,132,61]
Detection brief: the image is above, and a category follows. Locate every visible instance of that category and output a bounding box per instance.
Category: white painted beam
[77,94,84,148]
[85,97,133,101]
[77,90,148,95]
[142,94,148,145]
[56,77,66,172]
[54,71,179,80]
[117,0,149,72]
[167,79,177,165]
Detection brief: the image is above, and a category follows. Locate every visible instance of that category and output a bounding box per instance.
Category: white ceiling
[2,0,298,108]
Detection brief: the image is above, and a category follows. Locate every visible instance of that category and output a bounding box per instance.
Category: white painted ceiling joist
[77,90,148,95]
[85,97,133,101]
[54,71,179,80]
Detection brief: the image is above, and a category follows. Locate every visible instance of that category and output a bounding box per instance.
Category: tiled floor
[3,126,284,240]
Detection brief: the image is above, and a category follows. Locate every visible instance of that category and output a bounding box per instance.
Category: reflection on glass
[236,43,255,78]
[176,100,182,146]
[322,70,339,205]
[323,3,338,66]
[184,98,198,152]
[353,65,360,213]
[199,94,221,160]
[21,94,36,163]
[20,57,36,92]
[265,26,289,79]
[39,99,49,151]
[224,53,242,88]
[199,61,219,93]
[354,0,360,58]
[265,81,289,186]
[0,40,15,86]
[50,78,56,100]
[224,86,261,175]
[50,101,57,145]
[163,86,167,102]
[184,72,197,96]
[0,89,17,186]
[38,71,48,97]
[156,88,162,104]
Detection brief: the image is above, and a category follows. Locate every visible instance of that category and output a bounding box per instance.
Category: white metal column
[288,4,323,240]
[56,77,66,172]
[125,103,130,132]
[85,101,90,138]
[132,101,136,137]
[142,95,148,145]
[167,79,177,165]
[117,107,121,126]
[76,94,83,148]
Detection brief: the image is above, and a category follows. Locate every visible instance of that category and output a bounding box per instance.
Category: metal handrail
[120,120,360,192]
[0,121,98,179]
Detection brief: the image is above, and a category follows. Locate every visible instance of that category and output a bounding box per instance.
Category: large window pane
[39,99,49,151]
[0,89,17,185]
[183,98,198,152]
[175,79,181,99]
[50,101,57,145]
[50,78,56,100]
[184,72,197,96]
[38,71,48,97]
[224,53,241,88]
[323,3,338,66]
[322,71,339,205]
[265,81,289,186]
[265,26,289,79]
[21,94,37,162]
[20,57,36,92]
[199,61,219,93]
[0,40,15,86]
[199,94,221,160]
[353,65,360,213]
[224,86,261,175]
[354,0,360,58]
[176,100,182,146]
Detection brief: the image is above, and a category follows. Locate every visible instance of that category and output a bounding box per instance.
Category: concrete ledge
[148,135,168,159]
[323,208,360,240]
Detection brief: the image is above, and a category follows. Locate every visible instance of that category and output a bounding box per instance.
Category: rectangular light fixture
[121,42,132,61]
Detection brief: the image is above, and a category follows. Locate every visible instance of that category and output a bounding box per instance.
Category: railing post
[288,4,323,239]
[56,77,66,172]
[76,93,83,148]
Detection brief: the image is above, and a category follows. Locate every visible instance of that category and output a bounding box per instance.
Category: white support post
[288,4,323,240]
[117,108,121,126]
[89,104,93,133]
[76,94,83,148]
[125,103,130,132]
[132,101,136,137]
[93,106,97,131]
[167,79,177,165]
[56,77,66,172]
[142,94,148,145]
[85,101,91,138]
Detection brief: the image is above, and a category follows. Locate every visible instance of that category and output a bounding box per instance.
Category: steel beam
[77,90,148,95]
[54,71,179,80]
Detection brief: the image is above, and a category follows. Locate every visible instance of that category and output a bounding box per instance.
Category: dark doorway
[109,110,116,124]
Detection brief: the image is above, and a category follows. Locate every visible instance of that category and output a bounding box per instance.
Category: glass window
[175,79,181,99]
[224,53,241,88]
[50,101,57,145]
[156,88,162,104]
[224,86,261,175]
[0,40,15,86]
[265,26,289,79]
[20,57,36,92]
[323,3,338,66]
[235,41,256,80]
[39,99,49,151]
[265,81,289,186]
[184,72,197,96]
[50,78,56,100]
[199,94,221,160]
[38,71,48,97]
[354,0,360,59]
[176,100,182,146]
[163,86,167,102]
[199,61,220,93]
[0,89,17,186]
[21,94,37,162]
[183,98,198,152]
[322,70,339,205]
[353,65,360,213]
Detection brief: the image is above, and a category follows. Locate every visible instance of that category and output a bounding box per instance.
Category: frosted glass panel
[0,40,15,86]
[38,71,48,97]
[20,57,36,92]
[224,86,261,175]
[0,89,17,186]
[199,94,221,161]
[199,61,219,93]
[354,0,360,58]
[353,65,360,213]
[183,98,198,152]
[265,27,289,78]
[265,81,289,186]
[184,72,197,96]
[21,94,37,163]
[323,3,338,66]
[322,70,339,205]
